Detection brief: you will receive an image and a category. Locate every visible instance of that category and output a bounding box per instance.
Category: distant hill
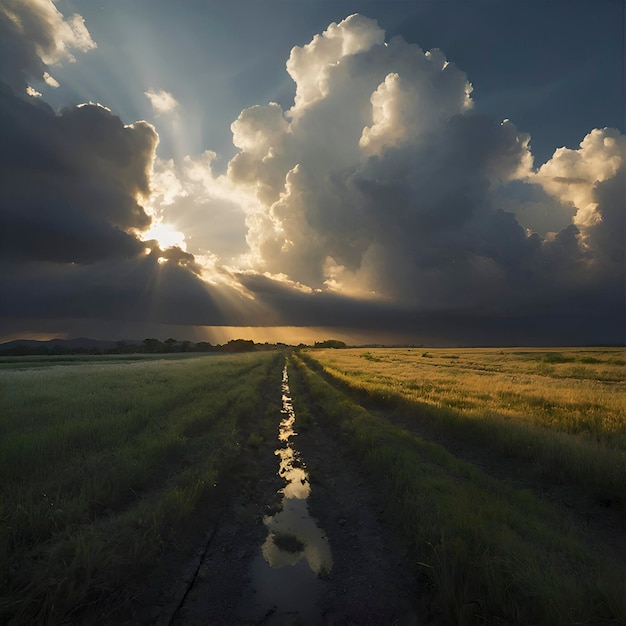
[0,337,142,351]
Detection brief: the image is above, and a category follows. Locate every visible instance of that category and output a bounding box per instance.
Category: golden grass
[312,347,626,440]
[291,353,626,624]
[305,347,626,502]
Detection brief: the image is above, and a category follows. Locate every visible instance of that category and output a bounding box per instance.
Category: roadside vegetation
[305,347,626,505]
[0,352,283,624]
[293,349,626,624]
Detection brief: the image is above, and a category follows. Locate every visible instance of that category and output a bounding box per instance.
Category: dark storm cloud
[220,15,624,342]
[0,0,247,331]
[236,273,624,346]
[1,6,624,345]
[0,86,157,263]
[0,257,244,326]
[0,83,238,326]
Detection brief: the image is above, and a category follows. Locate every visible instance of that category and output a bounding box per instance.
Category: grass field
[2,347,624,624]
[0,352,283,624]
[0,352,207,370]
[294,347,626,624]
[305,347,626,504]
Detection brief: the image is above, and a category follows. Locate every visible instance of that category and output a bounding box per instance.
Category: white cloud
[215,14,623,314]
[145,89,180,116]
[0,0,95,91]
[534,128,625,230]
[534,128,626,268]
[42,71,59,87]
[286,14,385,114]
[7,0,96,64]
[145,152,255,263]
[25,85,42,97]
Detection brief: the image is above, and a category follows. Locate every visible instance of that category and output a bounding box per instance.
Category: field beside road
[0,352,283,624]
[2,346,625,625]
[306,347,626,503]
[296,347,626,624]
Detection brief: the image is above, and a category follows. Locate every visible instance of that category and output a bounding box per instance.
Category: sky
[0,0,624,346]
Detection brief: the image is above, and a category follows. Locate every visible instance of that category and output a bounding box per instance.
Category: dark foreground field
[1,348,625,624]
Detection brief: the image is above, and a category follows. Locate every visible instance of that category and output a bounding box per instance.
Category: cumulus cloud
[534,128,625,242]
[227,15,532,303]
[527,128,625,318]
[0,0,95,92]
[1,7,623,344]
[217,14,623,338]
[145,88,179,116]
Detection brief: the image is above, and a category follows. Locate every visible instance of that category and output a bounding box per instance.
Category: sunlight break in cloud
[145,89,180,116]
[0,4,623,344]
[146,152,256,264]
[0,0,240,330]
[143,12,623,329]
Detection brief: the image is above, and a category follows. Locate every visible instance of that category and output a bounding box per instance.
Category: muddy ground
[166,423,427,625]
[119,367,433,626]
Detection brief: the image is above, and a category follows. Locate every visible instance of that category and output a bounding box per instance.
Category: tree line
[1,338,271,356]
[0,337,348,357]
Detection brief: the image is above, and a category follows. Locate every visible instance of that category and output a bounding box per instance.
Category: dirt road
[146,362,428,625]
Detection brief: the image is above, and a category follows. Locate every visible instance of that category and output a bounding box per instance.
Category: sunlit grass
[305,347,626,502]
[0,352,283,624]
[316,347,625,435]
[292,352,626,624]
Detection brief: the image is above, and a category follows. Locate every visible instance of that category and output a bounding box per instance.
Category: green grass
[304,347,626,504]
[292,352,626,624]
[0,351,211,369]
[0,352,283,624]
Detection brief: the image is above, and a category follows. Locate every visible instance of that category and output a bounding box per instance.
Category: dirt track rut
[163,361,427,625]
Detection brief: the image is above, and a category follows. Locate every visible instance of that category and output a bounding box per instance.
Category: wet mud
[235,365,333,624]
[157,360,425,625]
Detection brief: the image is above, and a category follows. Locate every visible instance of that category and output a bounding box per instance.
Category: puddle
[236,363,332,624]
